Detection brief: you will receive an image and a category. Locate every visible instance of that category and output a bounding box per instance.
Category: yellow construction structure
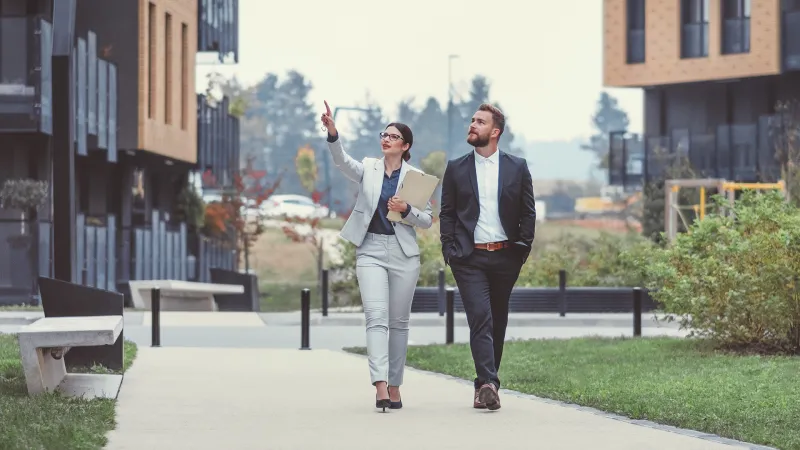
[665,179,786,241]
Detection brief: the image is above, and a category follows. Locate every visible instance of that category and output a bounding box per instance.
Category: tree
[350,99,386,160]
[0,179,48,305]
[203,71,257,169]
[396,97,418,126]
[772,99,800,206]
[420,150,447,181]
[411,97,447,160]
[456,75,525,158]
[582,92,630,168]
[245,71,317,194]
[202,156,283,271]
[283,145,326,295]
[295,144,318,195]
[639,147,698,244]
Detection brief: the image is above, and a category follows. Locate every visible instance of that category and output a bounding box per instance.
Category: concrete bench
[17,315,124,399]
[128,280,245,311]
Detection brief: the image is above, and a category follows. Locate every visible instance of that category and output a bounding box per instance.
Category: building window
[784,0,800,70]
[721,0,750,54]
[148,2,156,119]
[164,13,173,124]
[681,0,709,58]
[626,0,645,64]
[181,23,188,130]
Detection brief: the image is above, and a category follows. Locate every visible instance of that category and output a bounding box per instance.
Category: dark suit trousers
[450,247,523,390]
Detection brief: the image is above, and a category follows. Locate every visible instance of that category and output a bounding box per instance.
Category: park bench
[128,280,244,311]
[17,315,124,399]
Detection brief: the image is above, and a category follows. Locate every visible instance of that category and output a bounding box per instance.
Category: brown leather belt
[474,241,510,251]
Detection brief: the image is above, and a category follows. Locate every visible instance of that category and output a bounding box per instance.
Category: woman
[321,100,433,411]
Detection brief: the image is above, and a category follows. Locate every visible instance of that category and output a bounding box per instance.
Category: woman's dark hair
[386,122,413,162]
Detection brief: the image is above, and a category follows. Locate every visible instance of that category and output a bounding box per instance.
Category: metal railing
[0,16,52,133]
[681,23,709,58]
[722,17,750,54]
[608,114,785,186]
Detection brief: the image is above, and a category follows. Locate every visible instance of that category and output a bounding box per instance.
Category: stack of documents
[387,171,440,224]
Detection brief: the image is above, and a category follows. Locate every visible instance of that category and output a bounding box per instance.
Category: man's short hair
[477,103,505,138]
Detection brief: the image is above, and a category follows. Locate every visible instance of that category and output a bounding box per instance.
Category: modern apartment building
[603,0,800,187]
[0,0,239,304]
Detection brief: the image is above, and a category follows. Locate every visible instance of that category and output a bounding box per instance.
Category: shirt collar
[474,149,500,164]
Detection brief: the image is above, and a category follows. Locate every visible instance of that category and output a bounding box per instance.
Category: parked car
[260,194,330,220]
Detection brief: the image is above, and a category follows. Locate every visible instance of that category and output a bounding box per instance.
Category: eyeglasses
[379,132,403,142]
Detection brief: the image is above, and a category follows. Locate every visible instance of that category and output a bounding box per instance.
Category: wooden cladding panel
[137,0,197,163]
[603,0,782,87]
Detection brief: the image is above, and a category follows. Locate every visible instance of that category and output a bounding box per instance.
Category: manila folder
[387,171,439,223]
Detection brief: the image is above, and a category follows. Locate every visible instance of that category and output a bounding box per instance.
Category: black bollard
[633,287,642,337]
[151,287,161,347]
[300,288,311,350]
[438,268,445,316]
[558,269,567,317]
[321,269,329,317]
[446,288,455,345]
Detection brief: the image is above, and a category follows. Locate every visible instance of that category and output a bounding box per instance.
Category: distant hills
[518,136,605,183]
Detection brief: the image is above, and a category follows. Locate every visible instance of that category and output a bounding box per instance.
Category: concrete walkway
[104,347,758,450]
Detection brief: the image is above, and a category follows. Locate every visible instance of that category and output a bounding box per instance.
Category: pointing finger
[324,100,331,116]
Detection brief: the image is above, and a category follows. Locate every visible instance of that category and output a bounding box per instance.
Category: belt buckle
[486,242,498,252]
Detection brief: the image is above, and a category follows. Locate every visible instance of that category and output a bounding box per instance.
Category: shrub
[328,222,657,305]
[517,230,654,287]
[645,190,800,353]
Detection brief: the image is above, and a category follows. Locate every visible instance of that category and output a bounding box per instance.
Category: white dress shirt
[473,149,508,244]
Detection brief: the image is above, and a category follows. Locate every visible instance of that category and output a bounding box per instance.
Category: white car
[202,191,262,222]
[261,194,330,220]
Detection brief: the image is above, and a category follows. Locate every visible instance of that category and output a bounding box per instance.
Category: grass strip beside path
[348,337,799,450]
[0,334,137,450]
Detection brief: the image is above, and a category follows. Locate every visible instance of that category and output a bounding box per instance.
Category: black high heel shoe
[388,386,402,409]
[376,396,391,412]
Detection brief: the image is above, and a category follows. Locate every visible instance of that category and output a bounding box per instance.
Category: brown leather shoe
[478,383,501,410]
[473,388,487,409]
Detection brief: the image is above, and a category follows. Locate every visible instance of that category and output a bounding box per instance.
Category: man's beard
[467,132,489,147]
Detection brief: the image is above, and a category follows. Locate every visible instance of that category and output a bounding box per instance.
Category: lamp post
[447,54,459,161]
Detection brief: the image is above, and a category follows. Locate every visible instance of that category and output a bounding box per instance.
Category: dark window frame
[626,0,646,64]
[681,0,710,58]
[721,0,751,54]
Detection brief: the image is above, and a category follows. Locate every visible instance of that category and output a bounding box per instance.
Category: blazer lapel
[498,151,511,201]
[467,152,479,201]
[395,160,410,196]
[369,158,383,212]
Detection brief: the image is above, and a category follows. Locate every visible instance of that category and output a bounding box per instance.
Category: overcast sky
[196,0,643,142]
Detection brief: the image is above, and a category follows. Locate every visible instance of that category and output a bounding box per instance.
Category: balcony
[74,32,118,162]
[197,94,240,188]
[0,16,52,134]
[608,115,784,186]
[608,132,644,187]
[722,17,750,54]
[198,0,239,63]
[681,23,709,58]
[783,9,800,70]
[626,29,645,63]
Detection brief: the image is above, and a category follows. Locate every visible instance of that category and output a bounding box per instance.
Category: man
[439,103,536,411]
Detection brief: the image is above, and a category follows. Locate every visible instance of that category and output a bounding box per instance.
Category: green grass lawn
[259,282,320,312]
[347,337,799,450]
[0,334,138,450]
[0,305,43,312]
